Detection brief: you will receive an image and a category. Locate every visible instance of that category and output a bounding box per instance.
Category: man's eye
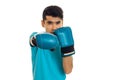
[47,21,52,24]
[56,21,61,24]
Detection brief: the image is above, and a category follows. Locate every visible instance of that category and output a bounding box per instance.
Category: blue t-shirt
[29,32,66,80]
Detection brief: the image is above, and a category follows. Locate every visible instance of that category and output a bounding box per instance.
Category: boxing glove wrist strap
[61,45,75,57]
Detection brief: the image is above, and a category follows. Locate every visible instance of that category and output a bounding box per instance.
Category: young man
[29,5,75,80]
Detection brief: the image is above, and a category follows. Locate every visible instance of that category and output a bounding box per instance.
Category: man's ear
[62,21,63,26]
[41,20,44,27]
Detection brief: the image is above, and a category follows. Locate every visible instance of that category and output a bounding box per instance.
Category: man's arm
[54,27,75,74]
[63,56,73,74]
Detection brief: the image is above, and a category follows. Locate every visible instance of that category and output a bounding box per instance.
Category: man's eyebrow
[56,21,61,24]
[47,21,53,24]
[46,21,61,24]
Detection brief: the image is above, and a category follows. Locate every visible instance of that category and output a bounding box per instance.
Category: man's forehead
[45,16,62,22]
[46,20,61,22]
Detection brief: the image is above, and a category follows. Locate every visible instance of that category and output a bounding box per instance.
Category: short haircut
[42,5,63,20]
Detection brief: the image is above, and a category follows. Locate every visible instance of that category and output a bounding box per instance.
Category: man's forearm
[63,56,73,74]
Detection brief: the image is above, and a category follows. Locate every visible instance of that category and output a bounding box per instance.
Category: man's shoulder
[29,31,45,38]
[30,31,46,35]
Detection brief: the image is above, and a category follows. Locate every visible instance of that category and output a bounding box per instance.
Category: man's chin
[50,32,54,34]
[47,31,53,34]
[50,31,54,34]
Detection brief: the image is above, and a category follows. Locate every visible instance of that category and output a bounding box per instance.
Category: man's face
[41,16,63,33]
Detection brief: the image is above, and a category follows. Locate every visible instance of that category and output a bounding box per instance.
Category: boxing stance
[29,5,75,80]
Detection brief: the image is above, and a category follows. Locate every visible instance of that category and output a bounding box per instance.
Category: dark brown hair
[42,5,63,20]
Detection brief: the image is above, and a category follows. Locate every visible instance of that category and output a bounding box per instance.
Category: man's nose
[52,24,57,30]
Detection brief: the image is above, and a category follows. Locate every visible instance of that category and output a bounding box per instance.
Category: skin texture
[41,16,73,74]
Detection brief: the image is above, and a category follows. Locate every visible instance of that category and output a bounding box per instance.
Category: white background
[0,0,120,80]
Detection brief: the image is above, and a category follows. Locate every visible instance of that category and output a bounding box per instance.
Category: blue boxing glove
[54,26,75,57]
[30,32,59,49]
